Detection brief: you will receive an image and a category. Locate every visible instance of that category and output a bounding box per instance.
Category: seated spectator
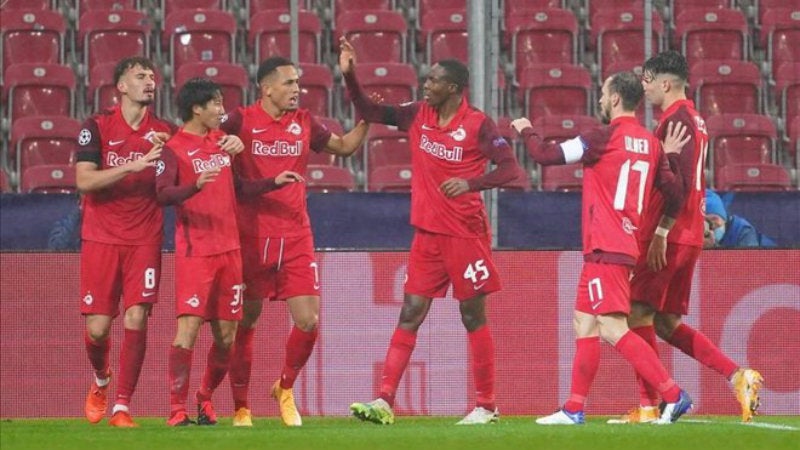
[704,189,777,248]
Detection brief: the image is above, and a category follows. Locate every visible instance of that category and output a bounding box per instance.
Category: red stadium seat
[585,0,641,28]
[336,10,408,63]
[668,0,731,27]
[164,10,236,75]
[298,63,334,117]
[591,9,664,81]
[517,64,592,120]
[0,9,65,76]
[506,0,563,16]
[161,0,224,20]
[539,163,583,192]
[2,0,54,10]
[10,116,81,178]
[789,116,800,171]
[332,0,395,23]
[174,62,248,116]
[690,60,761,117]
[0,168,10,193]
[78,10,151,74]
[706,114,777,173]
[760,9,800,81]
[532,115,601,144]
[20,164,76,194]
[506,8,578,82]
[419,10,468,65]
[248,0,313,16]
[305,165,356,192]
[416,0,465,25]
[76,0,140,18]
[367,164,412,192]
[775,63,800,126]
[364,124,410,181]
[674,8,748,68]
[4,63,75,126]
[349,63,418,118]
[754,0,789,26]
[248,10,321,64]
[715,163,792,191]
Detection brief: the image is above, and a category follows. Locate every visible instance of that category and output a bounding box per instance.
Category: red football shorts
[240,234,319,302]
[174,249,243,321]
[575,261,632,315]
[630,242,702,315]
[80,241,161,317]
[405,229,501,301]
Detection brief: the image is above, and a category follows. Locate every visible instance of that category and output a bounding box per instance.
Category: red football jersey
[574,116,666,259]
[76,105,175,245]
[639,99,708,247]
[221,105,331,238]
[394,97,512,238]
[157,128,240,257]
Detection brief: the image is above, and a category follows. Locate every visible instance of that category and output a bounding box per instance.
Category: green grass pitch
[1,416,798,450]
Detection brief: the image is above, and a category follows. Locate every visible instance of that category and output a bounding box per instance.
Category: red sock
[168,346,193,414]
[564,337,600,413]
[615,331,681,403]
[115,328,146,407]
[468,326,496,411]
[631,326,660,407]
[230,326,255,410]
[378,328,417,407]
[197,342,232,402]
[84,330,110,380]
[280,326,318,389]
[668,323,738,379]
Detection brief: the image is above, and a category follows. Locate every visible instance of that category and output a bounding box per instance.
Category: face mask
[713,224,726,243]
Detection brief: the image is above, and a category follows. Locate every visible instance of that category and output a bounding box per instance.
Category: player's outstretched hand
[509,118,532,134]
[339,37,356,75]
[218,134,244,155]
[196,167,221,190]
[662,121,690,154]
[131,143,163,173]
[440,177,470,198]
[276,170,304,186]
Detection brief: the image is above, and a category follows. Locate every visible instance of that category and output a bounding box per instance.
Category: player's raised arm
[323,120,369,157]
[510,117,570,166]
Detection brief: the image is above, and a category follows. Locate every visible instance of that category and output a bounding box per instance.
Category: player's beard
[600,102,611,124]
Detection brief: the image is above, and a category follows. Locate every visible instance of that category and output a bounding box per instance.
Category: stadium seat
[507,8,578,82]
[336,10,408,63]
[506,0,563,16]
[174,62,248,116]
[367,164,412,192]
[760,9,800,81]
[585,0,641,29]
[539,163,583,192]
[163,10,236,75]
[517,64,592,120]
[775,63,800,126]
[298,63,334,118]
[715,163,792,191]
[20,164,76,194]
[532,115,601,144]
[87,62,123,112]
[416,0,465,26]
[4,63,75,127]
[668,0,731,28]
[161,0,224,20]
[674,8,748,68]
[77,10,151,75]
[248,10,321,64]
[0,9,65,76]
[10,116,81,178]
[0,168,10,193]
[2,0,54,10]
[332,0,395,24]
[305,165,356,192]
[706,114,777,173]
[690,60,761,117]
[419,10,468,66]
[364,124,410,186]
[789,116,800,171]
[76,0,141,18]
[248,0,313,16]
[349,63,418,119]
[754,0,791,27]
[591,9,664,81]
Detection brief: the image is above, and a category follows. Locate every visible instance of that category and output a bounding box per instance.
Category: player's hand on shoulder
[440,177,470,198]
[338,36,356,74]
[510,118,532,134]
[196,167,221,190]
[218,134,244,156]
[276,170,304,186]
[661,121,691,155]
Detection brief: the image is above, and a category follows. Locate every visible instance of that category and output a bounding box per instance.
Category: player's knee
[294,314,318,332]
[654,314,680,340]
[123,304,150,330]
[86,327,110,342]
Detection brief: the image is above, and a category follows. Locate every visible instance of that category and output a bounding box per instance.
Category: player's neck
[260,100,286,120]
[435,95,462,127]
[120,100,148,130]
[182,120,210,137]
[660,92,687,112]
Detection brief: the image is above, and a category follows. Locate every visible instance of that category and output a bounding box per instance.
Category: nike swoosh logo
[109,139,125,146]
[188,148,201,156]
[142,291,156,297]
[421,124,435,130]
[474,282,487,290]
[252,128,268,134]
[231,307,242,314]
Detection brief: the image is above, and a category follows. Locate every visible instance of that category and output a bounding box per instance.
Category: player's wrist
[655,226,670,238]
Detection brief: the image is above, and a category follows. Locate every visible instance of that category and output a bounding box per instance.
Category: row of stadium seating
[1,0,798,192]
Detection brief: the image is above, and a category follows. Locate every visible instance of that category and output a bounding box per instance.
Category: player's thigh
[208,250,244,322]
[404,231,450,299]
[241,236,276,302]
[80,241,123,317]
[630,242,673,308]
[660,245,701,316]
[275,234,320,301]
[442,234,502,301]
[120,244,162,310]
[575,262,632,315]
[175,253,217,319]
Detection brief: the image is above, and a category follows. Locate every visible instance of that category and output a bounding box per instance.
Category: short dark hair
[608,71,644,111]
[113,56,156,85]
[256,56,295,84]
[176,78,221,122]
[643,50,689,82]
[437,59,469,93]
